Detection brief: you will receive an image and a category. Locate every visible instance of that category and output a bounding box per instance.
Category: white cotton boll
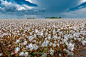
[25,52,28,57]
[82,40,86,45]
[74,37,77,40]
[59,54,61,57]
[60,42,64,44]
[15,47,20,53]
[39,41,41,44]
[48,36,51,40]
[40,32,43,36]
[15,40,20,44]
[53,35,57,40]
[54,41,57,44]
[0,53,3,56]
[42,42,48,47]
[28,43,33,51]
[53,43,56,47]
[19,52,24,56]
[35,29,38,33]
[77,38,81,41]
[26,45,28,49]
[32,40,36,43]
[34,34,36,38]
[23,41,27,45]
[49,42,53,46]
[50,48,54,55]
[46,40,50,44]
[41,53,47,57]
[33,44,38,50]
[28,36,34,42]
[68,52,74,55]
[67,43,75,51]
[45,38,47,40]
[11,52,14,55]
[57,43,59,47]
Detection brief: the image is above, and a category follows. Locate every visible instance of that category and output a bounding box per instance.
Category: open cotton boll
[48,36,51,40]
[57,43,59,47]
[0,53,3,56]
[41,53,47,57]
[11,52,14,55]
[15,47,20,53]
[23,41,27,45]
[68,52,74,55]
[28,36,34,42]
[54,41,57,44]
[49,42,53,46]
[77,38,81,41]
[82,40,86,45]
[25,52,28,57]
[35,29,38,33]
[33,44,38,50]
[53,43,56,47]
[50,48,54,55]
[42,40,49,47]
[19,51,24,56]
[67,43,75,51]
[28,43,33,51]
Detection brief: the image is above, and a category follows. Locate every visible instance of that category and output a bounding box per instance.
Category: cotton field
[0,19,86,57]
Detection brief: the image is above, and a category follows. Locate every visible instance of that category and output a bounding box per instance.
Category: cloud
[0,0,46,16]
[69,2,86,11]
[62,7,86,18]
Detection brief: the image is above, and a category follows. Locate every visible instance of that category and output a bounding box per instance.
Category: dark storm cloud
[69,2,86,11]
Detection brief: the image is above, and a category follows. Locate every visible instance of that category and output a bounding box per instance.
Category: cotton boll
[68,52,74,55]
[50,48,54,55]
[11,52,14,55]
[28,36,34,42]
[0,53,3,56]
[53,43,56,47]
[57,43,59,47]
[49,42,53,46]
[35,29,38,33]
[48,36,51,40]
[15,47,20,53]
[33,44,38,50]
[59,54,61,57]
[42,42,48,47]
[24,52,28,57]
[41,53,47,57]
[19,52,24,56]
[26,45,28,49]
[82,40,86,45]
[54,41,57,44]
[28,43,33,51]
[23,41,27,45]
[67,43,75,51]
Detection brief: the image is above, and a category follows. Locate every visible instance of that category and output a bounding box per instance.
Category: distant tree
[59,17,61,19]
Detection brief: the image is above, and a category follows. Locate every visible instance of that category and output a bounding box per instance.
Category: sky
[0,0,86,18]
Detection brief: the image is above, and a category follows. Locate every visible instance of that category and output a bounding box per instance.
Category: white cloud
[23,4,35,9]
[79,0,86,5]
[25,0,33,3]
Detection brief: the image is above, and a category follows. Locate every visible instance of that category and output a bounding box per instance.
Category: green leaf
[6,52,9,56]
[3,49,5,51]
